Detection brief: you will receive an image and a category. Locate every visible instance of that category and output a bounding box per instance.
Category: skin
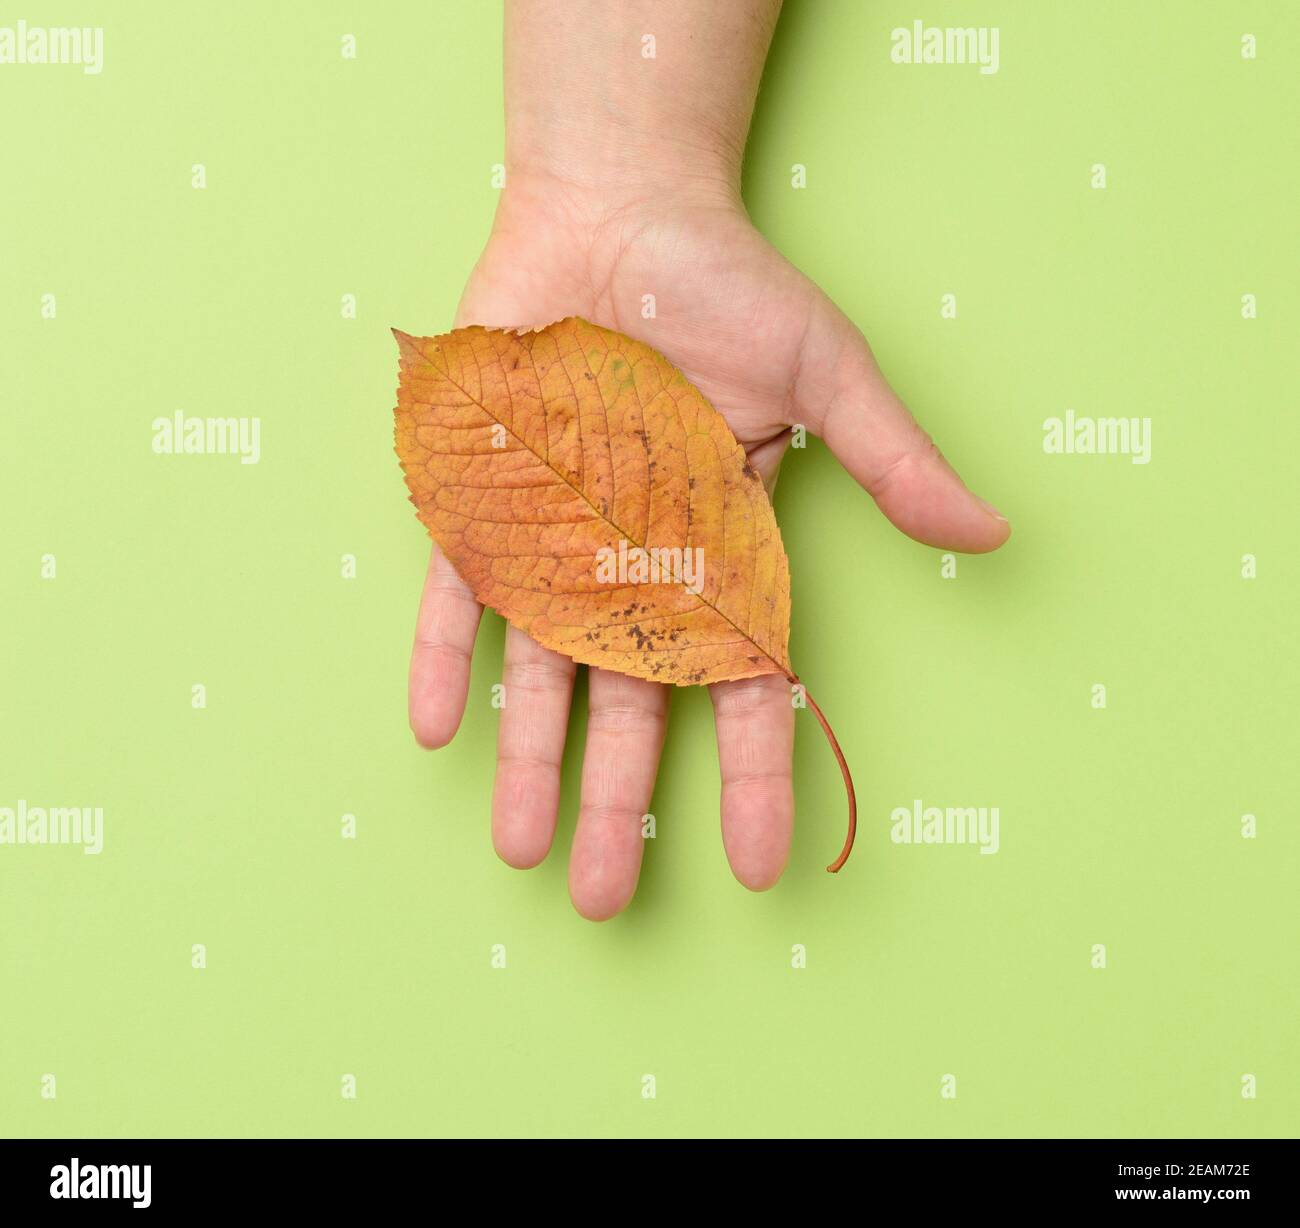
[410,1,1011,920]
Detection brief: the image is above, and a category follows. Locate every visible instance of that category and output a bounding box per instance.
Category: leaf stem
[791,677,857,873]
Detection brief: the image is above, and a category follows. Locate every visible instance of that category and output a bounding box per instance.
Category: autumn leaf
[392,317,856,872]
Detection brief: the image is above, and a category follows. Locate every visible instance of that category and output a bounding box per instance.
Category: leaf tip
[391,328,423,361]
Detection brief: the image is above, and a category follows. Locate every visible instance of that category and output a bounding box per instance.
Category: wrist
[496,0,780,240]
[502,130,744,225]
[488,167,746,266]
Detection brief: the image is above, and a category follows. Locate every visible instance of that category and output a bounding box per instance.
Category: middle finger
[568,668,670,921]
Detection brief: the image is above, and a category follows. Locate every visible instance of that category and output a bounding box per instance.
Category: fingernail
[977,497,1008,522]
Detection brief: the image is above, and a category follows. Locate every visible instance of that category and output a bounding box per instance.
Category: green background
[2,0,1295,1138]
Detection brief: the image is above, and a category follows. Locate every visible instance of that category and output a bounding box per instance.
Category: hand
[408,168,1010,919]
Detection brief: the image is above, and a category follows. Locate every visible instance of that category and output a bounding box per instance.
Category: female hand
[407,2,1010,919]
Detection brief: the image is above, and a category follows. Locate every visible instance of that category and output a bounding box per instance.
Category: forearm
[503,0,782,205]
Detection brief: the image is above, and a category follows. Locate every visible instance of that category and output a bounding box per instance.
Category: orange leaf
[393,318,856,871]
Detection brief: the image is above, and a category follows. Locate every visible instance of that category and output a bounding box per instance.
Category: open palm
[408,181,1009,919]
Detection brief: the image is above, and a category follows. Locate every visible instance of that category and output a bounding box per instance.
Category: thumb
[799,303,1011,553]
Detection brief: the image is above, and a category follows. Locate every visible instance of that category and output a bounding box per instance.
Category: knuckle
[587,701,665,735]
[712,675,787,718]
[864,432,940,499]
[504,658,573,693]
[413,634,472,663]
